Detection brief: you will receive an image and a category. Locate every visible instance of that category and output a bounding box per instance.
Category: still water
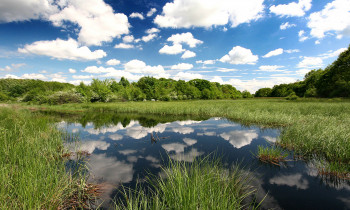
[56,112,350,209]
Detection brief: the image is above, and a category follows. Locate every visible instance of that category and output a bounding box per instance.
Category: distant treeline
[255,45,350,98]
[0,45,349,104]
[0,77,249,104]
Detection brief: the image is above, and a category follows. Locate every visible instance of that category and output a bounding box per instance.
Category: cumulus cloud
[106,59,121,66]
[147,8,157,17]
[146,28,160,34]
[167,32,203,48]
[297,57,323,68]
[210,76,225,83]
[129,12,144,20]
[173,72,203,80]
[220,130,258,148]
[68,68,76,73]
[262,48,284,58]
[285,49,300,53]
[196,60,216,65]
[270,0,312,17]
[0,63,25,72]
[154,0,264,28]
[171,63,194,70]
[123,35,134,43]
[142,33,157,42]
[308,0,350,39]
[0,0,58,22]
[298,30,309,42]
[81,66,142,81]
[280,22,296,30]
[181,50,196,59]
[18,38,106,60]
[49,0,129,46]
[220,46,258,65]
[124,59,165,75]
[319,48,347,59]
[114,43,135,49]
[159,44,184,55]
[258,65,285,72]
[21,73,47,80]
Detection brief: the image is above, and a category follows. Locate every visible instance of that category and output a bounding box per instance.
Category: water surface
[57,113,350,209]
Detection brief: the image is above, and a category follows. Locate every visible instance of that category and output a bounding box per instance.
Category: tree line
[255,45,350,98]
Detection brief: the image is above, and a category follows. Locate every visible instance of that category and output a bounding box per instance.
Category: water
[57,112,350,209]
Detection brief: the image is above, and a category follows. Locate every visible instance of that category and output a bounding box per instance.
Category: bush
[0,92,9,101]
[47,91,83,105]
[285,93,299,100]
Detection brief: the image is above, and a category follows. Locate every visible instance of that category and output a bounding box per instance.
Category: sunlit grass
[256,145,288,166]
[115,156,261,210]
[0,107,98,209]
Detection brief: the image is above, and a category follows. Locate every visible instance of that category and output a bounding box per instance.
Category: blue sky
[0,0,349,92]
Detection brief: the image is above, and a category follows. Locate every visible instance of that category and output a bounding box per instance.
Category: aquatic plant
[115,157,261,209]
[256,145,288,166]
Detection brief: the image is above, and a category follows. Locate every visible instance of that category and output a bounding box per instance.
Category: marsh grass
[256,145,288,166]
[23,99,350,177]
[115,156,261,210]
[0,107,98,209]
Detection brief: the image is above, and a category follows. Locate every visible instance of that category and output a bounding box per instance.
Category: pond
[56,112,350,209]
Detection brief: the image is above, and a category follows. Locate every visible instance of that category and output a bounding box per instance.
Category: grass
[115,156,261,210]
[0,107,98,209]
[256,145,288,166]
[14,98,350,177]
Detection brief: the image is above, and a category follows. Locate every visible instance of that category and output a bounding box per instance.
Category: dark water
[56,112,350,210]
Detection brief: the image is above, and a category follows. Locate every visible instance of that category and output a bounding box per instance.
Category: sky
[0,0,350,93]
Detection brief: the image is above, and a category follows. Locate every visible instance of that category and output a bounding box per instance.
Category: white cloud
[183,138,197,146]
[308,0,350,39]
[114,43,135,49]
[124,59,165,75]
[196,60,216,65]
[82,66,115,74]
[0,63,25,72]
[270,0,312,17]
[173,72,203,80]
[210,76,225,83]
[3,74,20,79]
[147,8,157,17]
[258,65,285,72]
[280,22,296,30]
[18,38,106,60]
[106,59,121,66]
[21,73,47,80]
[129,12,144,20]
[146,28,160,34]
[270,174,309,190]
[296,68,312,76]
[171,63,193,70]
[0,0,58,22]
[285,49,300,53]
[167,32,203,48]
[109,134,123,141]
[142,33,157,42]
[216,68,238,72]
[319,48,347,59]
[220,130,258,148]
[72,75,93,79]
[262,48,283,58]
[220,46,258,65]
[68,68,76,73]
[50,0,130,46]
[181,50,196,59]
[315,40,321,45]
[159,44,184,55]
[298,30,309,42]
[154,0,264,28]
[123,35,134,43]
[297,57,323,68]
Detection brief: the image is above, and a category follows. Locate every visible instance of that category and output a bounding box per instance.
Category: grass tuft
[115,156,262,210]
[256,145,289,166]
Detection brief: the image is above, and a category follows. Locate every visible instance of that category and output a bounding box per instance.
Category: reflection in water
[54,112,350,210]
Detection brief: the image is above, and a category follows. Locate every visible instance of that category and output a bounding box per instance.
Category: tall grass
[115,156,260,210]
[0,107,95,209]
[256,145,288,166]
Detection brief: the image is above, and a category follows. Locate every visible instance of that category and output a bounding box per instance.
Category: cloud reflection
[219,130,258,148]
[269,173,309,190]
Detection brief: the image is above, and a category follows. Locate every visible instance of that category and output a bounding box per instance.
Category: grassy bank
[0,107,93,209]
[116,157,259,210]
[26,98,350,176]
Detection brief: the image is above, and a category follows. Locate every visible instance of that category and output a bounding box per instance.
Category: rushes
[256,145,288,166]
[115,156,261,210]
